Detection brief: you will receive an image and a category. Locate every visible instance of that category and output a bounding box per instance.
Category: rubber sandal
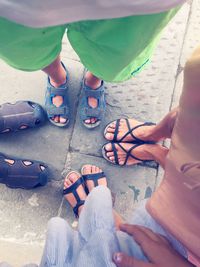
[81,166,106,194]
[0,153,49,189]
[80,81,106,129]
[0,100,46,133]
[102,142,154,166]
[63,171,85,218]
[104,118,156,143]
[45,62,70,127]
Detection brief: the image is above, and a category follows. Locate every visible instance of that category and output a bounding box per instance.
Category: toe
[107,126,115,133]
[60,117,67,124]
[106,151,114,157]
[54,116,59,123]
[105,132,114,140]
[95,166,99,172]
[109,156,115,162]
[104,143,113,152]
[69,172,80,183]
[91,165,96,173]
[84,119,90,124]
[91,118,97,124]
[82,164,92,175]
[64,179,71,189]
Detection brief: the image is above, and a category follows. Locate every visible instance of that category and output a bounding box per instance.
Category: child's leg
[40,217,80,267]
[78,186,115,240]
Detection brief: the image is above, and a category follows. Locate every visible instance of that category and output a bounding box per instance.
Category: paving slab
[70,4,190,156]
[0,58,84,179]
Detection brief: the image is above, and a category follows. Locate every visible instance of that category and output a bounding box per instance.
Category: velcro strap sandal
[0,101,46,133]
[80,81,106,129]
[0,153,49,189]
[45,63,70,127]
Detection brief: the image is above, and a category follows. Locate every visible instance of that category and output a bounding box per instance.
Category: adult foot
[84,71,102,125]
[102,142,168,168]
[63,171,87,216]
[81,164,107,192]
[104,119,157,143]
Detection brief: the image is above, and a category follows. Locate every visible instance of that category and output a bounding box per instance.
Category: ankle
[138,125,163,142]
[85,72,102,90]
[50,77,66,88]
[149,144,169,168]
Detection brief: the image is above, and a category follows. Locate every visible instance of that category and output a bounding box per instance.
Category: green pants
[0,8,179,82]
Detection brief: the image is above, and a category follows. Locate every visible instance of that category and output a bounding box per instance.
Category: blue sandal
[0,101,46,133]
[0,152,49,189]
[45,63,70,127]
[63,171,85,218]
[80,81,106,129]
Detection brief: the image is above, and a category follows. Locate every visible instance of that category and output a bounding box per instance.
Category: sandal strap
[112,142,119,165]
[123,144,143,165]
[82,172,105,187]
[73,200,85,218]
[84,107,103,117]
[124,121,156,143]
[48,87,67,96]
[46,106,69,116]
[113,119,120,142]
[84,85,104,99]
[63,177,84,204]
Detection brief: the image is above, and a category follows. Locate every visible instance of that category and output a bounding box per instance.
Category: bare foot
[81,164,107,192]
[103,142,169,168]
[104,119,157,143]
[105,108,179,143]
[84,72,102,126]
[63,171,87,216]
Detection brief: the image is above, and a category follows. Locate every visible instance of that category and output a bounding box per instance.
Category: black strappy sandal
[63,171,85,218]
[0,153,49,189]
[104,118,156,143]
[102,142,154,166]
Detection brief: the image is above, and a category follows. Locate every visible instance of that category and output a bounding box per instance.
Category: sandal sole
[49,118,70,128]
[82,120,101,129]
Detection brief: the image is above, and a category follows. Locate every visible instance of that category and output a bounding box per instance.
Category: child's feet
[63,171,87,216]
[81,164,107,192]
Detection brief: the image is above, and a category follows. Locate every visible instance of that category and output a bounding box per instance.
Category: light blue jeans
[39,186,187,267]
